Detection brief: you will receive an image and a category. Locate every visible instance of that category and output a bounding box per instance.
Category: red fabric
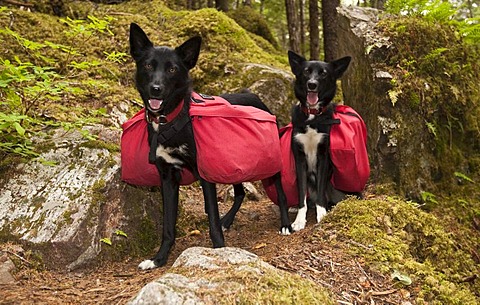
[262,105,370,207]
[330,105,370,192]
[120,93,282,186]
[120,108,197,186]
[190,93,282,184]
[261,124,298,207]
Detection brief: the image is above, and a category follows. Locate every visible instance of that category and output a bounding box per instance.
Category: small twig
[8,11,14,28]
[6,250,32,266]
[1,0,34,8]
[337,301,354,305]
[459,274,477,283]
[349,239,373,250]
[371,288,398,296]
[355,259,377,288]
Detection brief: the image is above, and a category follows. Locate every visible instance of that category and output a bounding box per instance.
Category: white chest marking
[294,127,327,170]
[156,144,188,165]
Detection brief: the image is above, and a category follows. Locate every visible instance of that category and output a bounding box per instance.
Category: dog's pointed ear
[129,23,153,61]
[331,56,352,79]
[288,50,306,76]
[176,36,202,70]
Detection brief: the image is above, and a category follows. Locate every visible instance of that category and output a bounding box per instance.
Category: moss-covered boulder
[129,247,334,305]
[336,6,480,200]
[322,197,479,304]
[0,124,165,270]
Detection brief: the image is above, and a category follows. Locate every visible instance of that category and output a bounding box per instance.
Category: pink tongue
[149,99,163,110]
[307,92,318,106]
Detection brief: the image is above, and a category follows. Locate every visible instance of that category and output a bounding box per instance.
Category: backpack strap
[148,99,191,164]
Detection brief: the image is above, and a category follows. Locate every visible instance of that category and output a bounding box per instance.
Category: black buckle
[157,115,168,125]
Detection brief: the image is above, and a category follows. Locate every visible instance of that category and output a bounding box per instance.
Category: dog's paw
[279,225,293,235]
[138,259,158,270]
[316,206,327,223]
[291,219,306,231]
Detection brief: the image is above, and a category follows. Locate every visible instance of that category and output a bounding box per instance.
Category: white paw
[291,219,306,231]
[316,206,327,223]
[291,206,308,231]
[138,259,156,270]
[279,227,291,235]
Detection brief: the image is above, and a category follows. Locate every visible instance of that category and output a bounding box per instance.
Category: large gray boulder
[128,247,334,305]
[0,123,163,270]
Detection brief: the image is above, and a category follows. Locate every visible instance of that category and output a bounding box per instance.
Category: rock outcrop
[128,247,334,305]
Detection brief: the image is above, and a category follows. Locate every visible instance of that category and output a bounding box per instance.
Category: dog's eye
[144,63,153,70]
[168,67,177,73]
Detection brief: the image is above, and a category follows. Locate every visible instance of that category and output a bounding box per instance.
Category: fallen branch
[1,0,34,8]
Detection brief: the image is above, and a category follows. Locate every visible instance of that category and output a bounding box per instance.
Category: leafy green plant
[421,191,438,204]
[0,15,117,159]
[454,172,475,183]
[100,230,128,246]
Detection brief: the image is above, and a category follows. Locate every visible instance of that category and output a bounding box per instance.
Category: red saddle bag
[121,93,282,186]
[262,105,370,207]
[190,93,282,184]
[120,108,196,186]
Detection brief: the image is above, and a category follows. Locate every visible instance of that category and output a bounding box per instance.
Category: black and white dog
[129,23,290,269]
[287,51,351,231]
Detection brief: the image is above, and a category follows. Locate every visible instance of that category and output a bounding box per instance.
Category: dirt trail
[0,187,409,304]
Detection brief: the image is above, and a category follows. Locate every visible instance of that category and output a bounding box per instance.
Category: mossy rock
[321,197,479,304]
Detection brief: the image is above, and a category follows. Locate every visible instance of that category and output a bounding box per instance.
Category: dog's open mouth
[307,91,319,107]
[148,99,163,111]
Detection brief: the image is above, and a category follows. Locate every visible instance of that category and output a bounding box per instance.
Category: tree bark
[322,0,339,61]
[309,0,320,59]
[216,0,229,11]
[299,0,306,56]
[285,0,301,53]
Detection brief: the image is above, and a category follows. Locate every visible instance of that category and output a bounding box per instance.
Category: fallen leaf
[391,269,412,285]
[187,230,201,236]
[252,243,267,249]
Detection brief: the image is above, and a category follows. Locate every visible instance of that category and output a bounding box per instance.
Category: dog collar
[146,100,185,125]
[301,105,325,116]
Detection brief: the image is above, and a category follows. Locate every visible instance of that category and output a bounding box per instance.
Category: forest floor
[0,185,412,305]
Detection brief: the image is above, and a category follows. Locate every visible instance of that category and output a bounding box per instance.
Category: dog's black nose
[150,84,163,97]
[307,81,318,91]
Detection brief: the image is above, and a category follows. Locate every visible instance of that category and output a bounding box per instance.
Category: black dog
[129,23,290,269]
[287,51,351,231]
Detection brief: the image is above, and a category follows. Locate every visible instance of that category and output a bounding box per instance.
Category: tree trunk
[309,0,320,59]
[299,0,306,56]
[322,0,339,61]
[285,0,301,53]
[216,0,229,11]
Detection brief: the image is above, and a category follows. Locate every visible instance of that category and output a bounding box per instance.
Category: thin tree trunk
[309,0,320,59]
[285,0,301,53]
[322,0,339,61]
[216,0,229,11]
[299,0,306,55]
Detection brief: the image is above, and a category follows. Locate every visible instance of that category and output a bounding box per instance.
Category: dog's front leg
[138,168,180,270]
[291,143,308,232]
[200,179,225,248]
[315,151,329,224]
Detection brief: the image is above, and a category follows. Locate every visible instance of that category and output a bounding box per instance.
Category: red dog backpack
[189,93,282,184]
[262,104,370,207]
[121,93,282,186]
[120,108,197,186]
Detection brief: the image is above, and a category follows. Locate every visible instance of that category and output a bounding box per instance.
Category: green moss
[322,197,479,304]
[376,17,480,196]
[173,261,334,305]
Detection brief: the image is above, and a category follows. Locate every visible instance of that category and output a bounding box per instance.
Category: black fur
[129,23,290,269]
[287,50,351,231]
